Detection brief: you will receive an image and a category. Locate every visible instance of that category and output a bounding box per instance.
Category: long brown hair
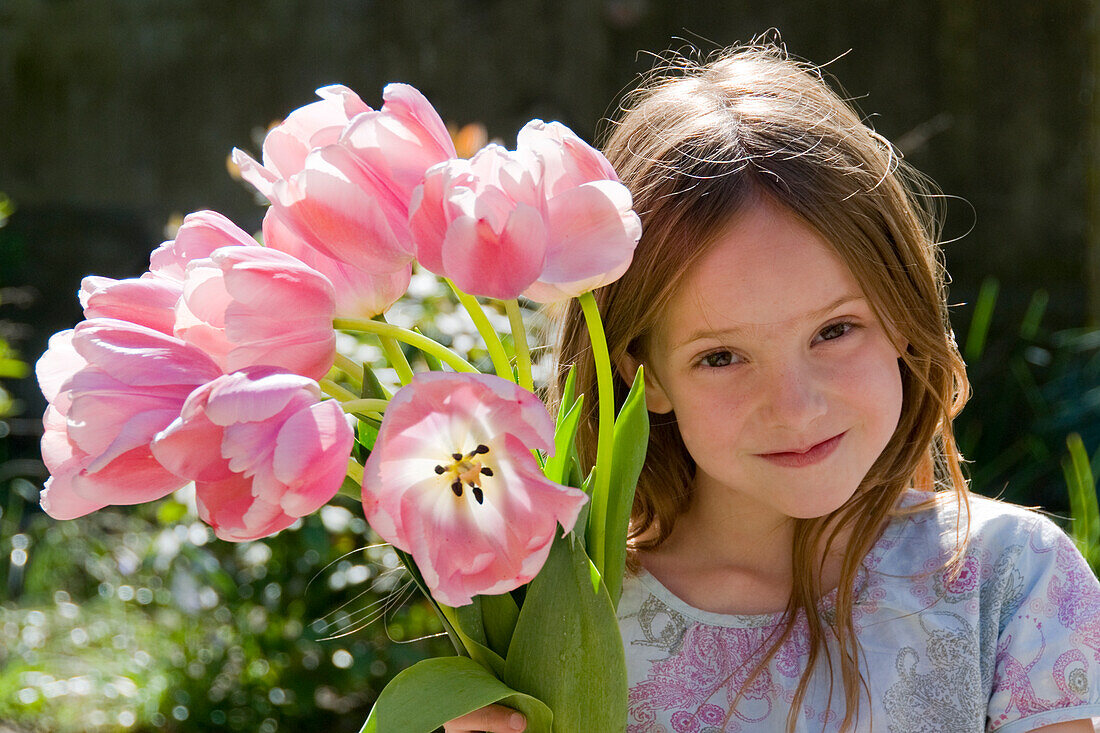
[550,43,971,731]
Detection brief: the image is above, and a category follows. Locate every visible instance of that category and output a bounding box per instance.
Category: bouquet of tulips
[37,83,647,732]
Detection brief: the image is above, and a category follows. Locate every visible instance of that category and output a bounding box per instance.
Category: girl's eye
[815,321,856,343]
[700,350,735,368]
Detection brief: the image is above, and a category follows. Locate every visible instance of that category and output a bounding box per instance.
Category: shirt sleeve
[986,513,1100,733]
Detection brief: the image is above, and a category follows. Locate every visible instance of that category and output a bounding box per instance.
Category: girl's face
[638,198,904,522]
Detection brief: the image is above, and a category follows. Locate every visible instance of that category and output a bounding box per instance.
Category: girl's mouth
[758,431,846,468]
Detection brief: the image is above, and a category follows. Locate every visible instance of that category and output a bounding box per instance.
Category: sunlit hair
[549,42,971,731]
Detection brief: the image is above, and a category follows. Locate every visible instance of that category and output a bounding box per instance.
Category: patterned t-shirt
[618,491,1100,732]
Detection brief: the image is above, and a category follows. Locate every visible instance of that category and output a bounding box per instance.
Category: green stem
[332,352,363,390]
[340,398,389,415]
[320,378,359,402]
[578,291,614,575]
[374,314,415,386]
[436,603,494,667]
[446,279,513,381]
[333,318,478,373]
[505,299,534,391]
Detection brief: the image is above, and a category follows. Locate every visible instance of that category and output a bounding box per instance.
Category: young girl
[446,44,1100,733]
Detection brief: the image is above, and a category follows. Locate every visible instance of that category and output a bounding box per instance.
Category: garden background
[1,1,1098,731]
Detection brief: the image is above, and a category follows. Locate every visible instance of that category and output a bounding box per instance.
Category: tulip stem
[374,314,415,386]
[332,353,363,390]
[333,318,478,374]
[505,299,534,392]
[579,291,614,575]
[446,280,513,382]
[340,398,389,415]
[320,379,359,402]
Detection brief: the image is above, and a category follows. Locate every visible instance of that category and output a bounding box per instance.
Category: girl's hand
[442,705,526,732]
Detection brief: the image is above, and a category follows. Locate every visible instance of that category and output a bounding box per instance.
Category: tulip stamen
[440,445,495,503]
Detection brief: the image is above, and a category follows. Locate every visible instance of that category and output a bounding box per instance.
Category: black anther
[471,486,484,504]
[480,467,494,477]
[474,444,489,454]
[452,452,464,461]
[450,481,463,496]
[434,465,446,475]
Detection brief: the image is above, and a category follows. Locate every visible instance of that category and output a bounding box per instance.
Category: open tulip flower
[38,80,647,733]
[362,372,588,607]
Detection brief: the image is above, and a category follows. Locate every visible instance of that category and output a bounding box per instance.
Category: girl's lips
[758,432,846,468]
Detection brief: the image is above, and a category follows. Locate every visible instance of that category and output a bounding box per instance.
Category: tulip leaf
[559,364,578,421]
[503,533,627,732]
[454,597,490,648]
[545,394,584,485]
[604,366,648,608]
[450,598,507,677]
[480,591,520,659]
[360,364,390,400]
[412,327,445,371]
[353,419,379,461]
[359,655,554,733]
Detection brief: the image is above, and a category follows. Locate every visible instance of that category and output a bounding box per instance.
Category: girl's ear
[616,352,674,414]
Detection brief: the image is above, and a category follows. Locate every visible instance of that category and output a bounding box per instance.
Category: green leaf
[413,327,445,371]
[361,364,390,400]
[559,364,577,420]
[544,394,584,485]
[964,277,999,362]
[503,533,627,733]
[480,592,520,659]
[359,655,553,733]
[451,597,507,677]
[1063,433,1100,568]
[603,367,648,608]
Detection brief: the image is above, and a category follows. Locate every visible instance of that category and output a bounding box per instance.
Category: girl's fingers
[442,704,527,732]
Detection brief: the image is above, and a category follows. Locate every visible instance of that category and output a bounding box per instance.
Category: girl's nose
[764,363,828,430]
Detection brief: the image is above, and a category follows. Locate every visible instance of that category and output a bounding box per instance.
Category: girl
[446,43,1100,732]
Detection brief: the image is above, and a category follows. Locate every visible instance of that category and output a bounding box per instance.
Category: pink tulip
[361,372,588,607]
[174,246,337,381]
[515,120,642,302]
[516,119,621,196]
[36,320,223,520]
[409,145,550,300]
[238,85,372,197]
[409,121,642,302]
[77,211,262,337]
[149,210,260,282]
[262,207,411,319]
[233,83,456,276]
[151,367,355,541]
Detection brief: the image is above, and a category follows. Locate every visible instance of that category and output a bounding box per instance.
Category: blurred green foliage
[957,278,1100,511]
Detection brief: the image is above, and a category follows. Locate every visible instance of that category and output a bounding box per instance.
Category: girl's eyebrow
[676,294,866,348]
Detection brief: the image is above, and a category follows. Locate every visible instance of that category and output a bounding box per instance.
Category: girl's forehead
[660,201,866,336]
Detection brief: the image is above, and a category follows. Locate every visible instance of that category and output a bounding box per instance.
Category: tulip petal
[37,330,82,404]
[270,400,354,516]
[440,205,547,300]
